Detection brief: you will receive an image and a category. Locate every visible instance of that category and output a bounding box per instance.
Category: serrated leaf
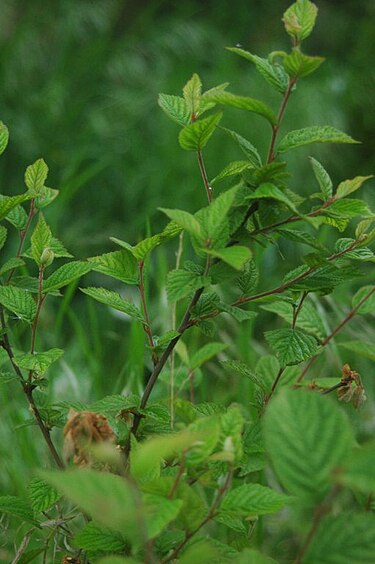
[304,513,375,564]
[324,198,374,220]
[35,186,59,209]
[211,160,254,184]
[43,261,91,293]
[278,126,359,153]
[206,92,277,125]
[166,269,211,303]
[0,286,36,323]
[0,257,24,276]
[276,228,327,251]
[0,121,9,155]
[144,494,183,539]
[336,175,373,199]
[159,208,202,239]
[81,287,144,321]
[0,496,36,524]
[339,341,375,361]
[236,260,259,294]
[219,302,257,322]
[283,48,324,78]
[74,521,126,552]
[190,342,227,370]
[227,47,288,93]
[221,483,289,517]
[0,225,7,250]
[248,182,301,215]
[198,185,239,248]
[25,158,48,195]
[221,128,262,166]
[179,112,222,151]
[183,73,202,115]
[221,360,268,393]
[264,389,354,504]
[261,300,325,339]
[14,348,63,375]
[111,234,161,261]
[28,478,60,512]
[283,0,318,41]
[0,371,18,384]
[5,204,28,230]
[334,238,373,261]
[352,286,375,314]
[265,328,318,366]
[89,394,139,416]
[309,157,333,200]
[158,93,190,126]
[0,194,32,221]
[204,246,251,270]
[88,250,139,285]
[30,214,52,265]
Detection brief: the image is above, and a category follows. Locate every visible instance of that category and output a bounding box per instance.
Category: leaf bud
[40,247,54,267]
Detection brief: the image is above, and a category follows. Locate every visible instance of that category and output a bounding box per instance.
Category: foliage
[0,1,374,562]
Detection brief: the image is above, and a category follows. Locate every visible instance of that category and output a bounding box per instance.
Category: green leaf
[81,287,144,321]
[233,549,277,564]
[226,47,288,93]
[0,194,32,221]
[222,360,268,392]
[221,483,289,517]
[352,286,375,315]
[0,286,36,323]
[221,128,262,166]
[183,73,202,115]
[144,494,183,539]
[211,160,254,184]
[158,94,190,126]
[43,261,92,293]
[190,342,228,369]
[35,186,59,209]
[98,558,140,564]
[265,328,318,366]
[88,250,139,285]
[111,234,161,261]
[24,158,48,195]
[74,521,126,553]
[204,246,252,270]
[339,443,375,495]
[219,406,245,462]
[219,302,257,322]
[206,92,277,125]
[179,112,222,151]
[278,126,359,153]
[304,513,375,564]
[261,300,325,339]
[31,214,52,265]
[198,185,239,247]
[186,416,221,467]
[0,121,9,155]
[14,348,63,375]
[283,48,324,78]
[5,203,28,230]
[42,469,140,539]
[334,238,373,261]
[276,228,327,251]
[309,157,333,200]
[0,371,18,385]
[282,0,318,41]
[236,260,259,294]
[159,208,202,239]
[264,389,354,504]
[0,225,7,250]
[339,341,375,362]
[28,478,60,512]
[166,269,211,303]
[248,182,301,215]
[336,175,373,199]
[0,257,24,277]
[0,495,36,524]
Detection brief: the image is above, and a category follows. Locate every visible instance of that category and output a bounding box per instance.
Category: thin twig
[297,285,375,383]
[267,77,297,164]
[170,231,184,430]
[138,260,158,366]
[168,454,186,499]
[6,199,36,284]
[197,150,212,203]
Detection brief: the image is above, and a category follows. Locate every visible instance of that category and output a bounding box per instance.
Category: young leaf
[221,128,262,166]
[88,250,139,285]
[25,158,48,195]
[204,246,252,270]
[0,257,24,277]
[219,406,245,462]
[14,348,64,375]
[352,286,375,315]
[282,0,318,41]
[179,112,222,151]
[43,261,92,293]
[0,194,32,221]
[309,157,333,200]
[278,126,359,153]
[211,160,254,184]
[248,182,301,215]
[226,47,288,93]
[35,186,59,209]
[221,483,289,517]
[221,360,268,392]
[206,92,277,126]
[74,521,126,553]
[335,175,373,199]
[28,478,60,512]
[166,270,211,303]
[159,208,202,240]
[80,287,144,321]
[31,214,52,265]
[183,73,202,115]
[265,328,318,366]
[0,286,37,323]
[283,48,324,78]
[0,121,9,155]
[111,234,161,261]
[158,94,191,126]
[5,204,28,230]
[304,513,375,564]
[189,342,228,370]
[264,389,354,504]
[198,185,239,248]
[219,302,257,322]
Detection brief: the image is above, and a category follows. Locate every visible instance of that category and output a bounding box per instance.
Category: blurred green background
[0,0,374,499]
